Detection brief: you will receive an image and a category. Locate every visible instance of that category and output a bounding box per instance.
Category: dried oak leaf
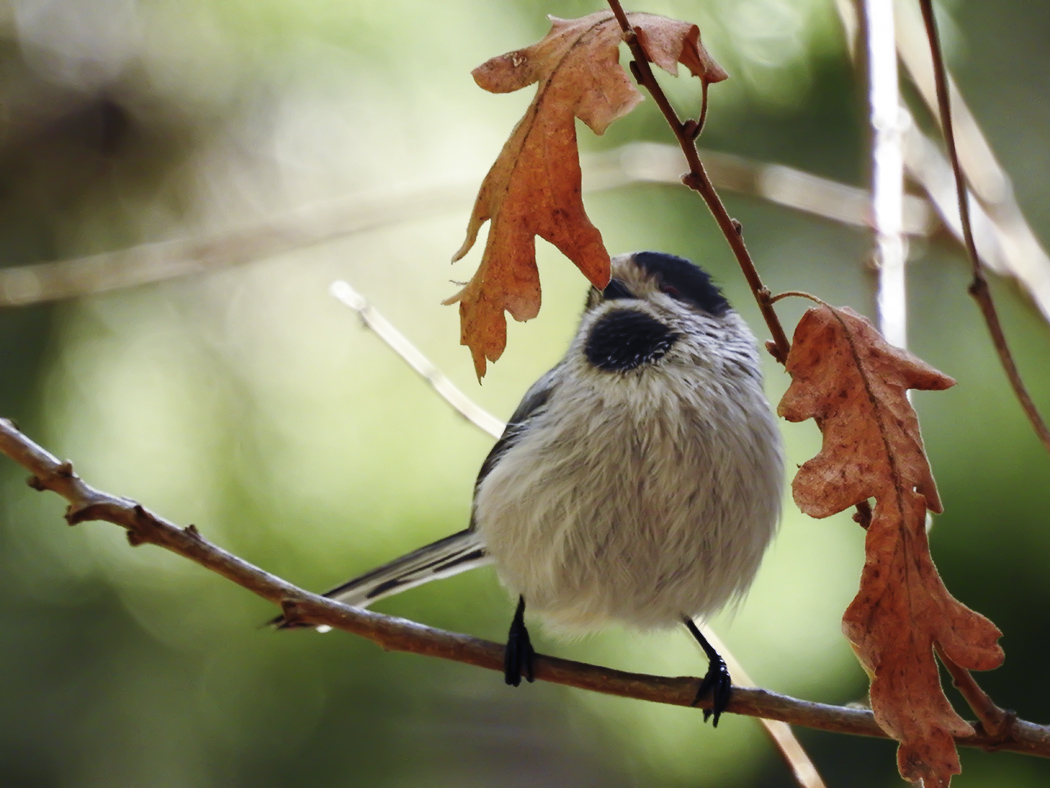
[446,11,727,378]
[778,305,1004,788]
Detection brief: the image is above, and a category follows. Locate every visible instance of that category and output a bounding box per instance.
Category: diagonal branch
[917,0,1050,456]
[0,183,477,308]
[893,0,1050,325]
[831,0,1050,324]
[3,419,1050,756]
[328,280,505,439]
[705,628,828,788]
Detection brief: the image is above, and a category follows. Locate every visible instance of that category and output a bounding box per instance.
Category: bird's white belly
[473,375,782,634]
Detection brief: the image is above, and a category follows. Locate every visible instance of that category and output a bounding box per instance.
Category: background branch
[892,0,1050,326]
[0,183,476,308]
[328,280,505,439]
[0,145,933,310]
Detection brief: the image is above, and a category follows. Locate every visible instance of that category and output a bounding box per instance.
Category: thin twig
[902,125,1043,309]
[607,0,791,363]
[0,182,478,307]
[918,0,1050,456]
[832,0,1050,325]
[893,1,1050,327]
[2,416,1050,755]
[329,281,505,439]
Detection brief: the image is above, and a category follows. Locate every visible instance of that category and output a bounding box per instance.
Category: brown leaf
[448,12,727,377]
[632,14,729,83]
[778,305,1004,787]
[778,305,954,514]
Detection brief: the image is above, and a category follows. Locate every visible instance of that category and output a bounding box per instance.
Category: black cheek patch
[585,309,680,372]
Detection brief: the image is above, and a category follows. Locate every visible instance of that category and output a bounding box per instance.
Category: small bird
[276,251,783,725]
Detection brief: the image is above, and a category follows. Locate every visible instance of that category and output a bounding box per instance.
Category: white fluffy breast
[473,309,783,634]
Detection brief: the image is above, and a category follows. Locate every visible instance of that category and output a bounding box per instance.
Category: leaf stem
[936,643,1015,744]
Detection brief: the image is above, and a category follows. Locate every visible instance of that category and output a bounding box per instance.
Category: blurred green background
[0,0,1048,786]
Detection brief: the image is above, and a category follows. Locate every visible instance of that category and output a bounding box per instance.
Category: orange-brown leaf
[778,305,954,514]
[632,13,729,83]
[778,305,1004,787]
[449,12,727,377]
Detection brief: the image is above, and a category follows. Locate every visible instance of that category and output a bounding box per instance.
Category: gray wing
[273,366,560,627]
[471,366,559,505]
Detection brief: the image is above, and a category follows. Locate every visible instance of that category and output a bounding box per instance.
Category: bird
[274,251,784,726]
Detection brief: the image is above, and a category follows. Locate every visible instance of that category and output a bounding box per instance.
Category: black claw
[504,596,535,686]
[682,616,732,727]
[693,652,732,726]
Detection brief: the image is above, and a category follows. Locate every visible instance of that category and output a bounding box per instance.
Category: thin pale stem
[705,628,828,788]
[861,0,908,349]
[893,0,1050,325]
[329,281,505,440]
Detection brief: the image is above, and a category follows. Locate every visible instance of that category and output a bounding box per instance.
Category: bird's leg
[504,595,536,686]
[682,616,732,726]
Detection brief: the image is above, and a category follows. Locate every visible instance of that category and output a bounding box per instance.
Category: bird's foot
[691,652,732,726]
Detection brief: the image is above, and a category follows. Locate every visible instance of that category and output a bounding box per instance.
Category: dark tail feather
[270,529,490,628]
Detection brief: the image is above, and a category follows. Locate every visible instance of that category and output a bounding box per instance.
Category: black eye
[603,279,634,300]
[660,283,681,299]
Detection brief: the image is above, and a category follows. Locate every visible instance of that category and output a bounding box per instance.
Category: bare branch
[605,1,791,363]
[903,126,1030,290]
[2,415,1050,755]
[894,0,1050,326]
[0,183,477,308]
[832,0,1050,324]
